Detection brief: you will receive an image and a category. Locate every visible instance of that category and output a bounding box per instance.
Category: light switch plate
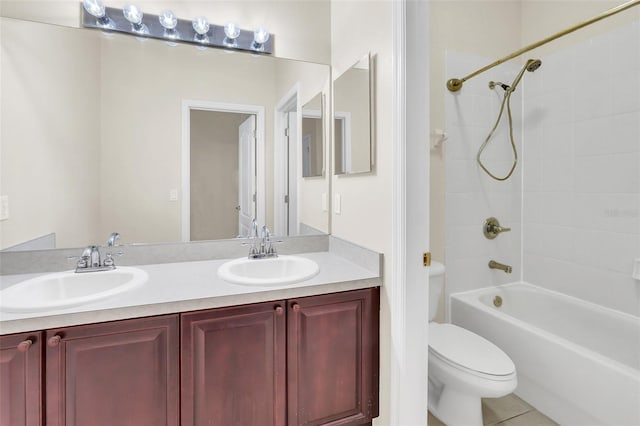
[334,194,341,215]
[322,193,328,212]
[0,195,8,221]
[169,189,179,201]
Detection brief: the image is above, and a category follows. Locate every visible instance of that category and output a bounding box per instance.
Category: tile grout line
[492,408,536,426]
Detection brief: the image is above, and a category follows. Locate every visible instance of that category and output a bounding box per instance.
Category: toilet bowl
[428,262,517,426]
[428,322,517,425]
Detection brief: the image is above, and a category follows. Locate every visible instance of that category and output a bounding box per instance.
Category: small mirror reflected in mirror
[334,54,372,175]
[301,93,324,178]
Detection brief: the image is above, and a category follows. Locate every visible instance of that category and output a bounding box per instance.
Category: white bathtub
[451,282,640,426]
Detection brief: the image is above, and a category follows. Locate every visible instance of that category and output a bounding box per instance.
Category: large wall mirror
[0,16,330,251]
[334,54,373,175]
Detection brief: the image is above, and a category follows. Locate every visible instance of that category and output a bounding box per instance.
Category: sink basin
[0,267,148,312]
[217,255,319,286]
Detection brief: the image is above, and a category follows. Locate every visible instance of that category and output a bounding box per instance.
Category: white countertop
[0,251,381,335]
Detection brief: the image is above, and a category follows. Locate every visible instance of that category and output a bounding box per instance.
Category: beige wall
[331,1,393,423]
[190,110,249,241]
[0,18,101,249]
[0,0,331,64]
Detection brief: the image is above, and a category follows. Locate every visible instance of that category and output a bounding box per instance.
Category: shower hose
[477,83,519,181]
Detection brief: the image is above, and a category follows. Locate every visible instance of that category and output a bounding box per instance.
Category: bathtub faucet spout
[489,260,512,273]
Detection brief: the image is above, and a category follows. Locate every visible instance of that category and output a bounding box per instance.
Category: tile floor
[428,394,558,426]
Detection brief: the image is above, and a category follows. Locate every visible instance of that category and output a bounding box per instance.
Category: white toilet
[428,262,517,426]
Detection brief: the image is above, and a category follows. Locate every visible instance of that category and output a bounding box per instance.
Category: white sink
[0,267,148,312]
[217,255,319,286]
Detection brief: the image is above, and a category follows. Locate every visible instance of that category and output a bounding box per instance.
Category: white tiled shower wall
[445,19,640,317]
[522,19,640,316]
[444,52,522,315]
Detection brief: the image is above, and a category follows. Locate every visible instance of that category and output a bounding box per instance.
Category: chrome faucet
[248,219,261,257]
[488,260,512,274]
[260,225,276,257]
[247,220,278,259]
[71,232,122,273]
[87,245,101,268]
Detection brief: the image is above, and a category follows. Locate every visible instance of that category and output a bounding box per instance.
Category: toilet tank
[429,261,445,321]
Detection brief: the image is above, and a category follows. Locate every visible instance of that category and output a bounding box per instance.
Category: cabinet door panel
[46,315,179,426]
[288,288,379,426]
[0,332,43,426]
[181,301,286,426]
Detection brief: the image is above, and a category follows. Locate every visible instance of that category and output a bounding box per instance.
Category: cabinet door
[0,332,43,426]
[287,288,380,426]
[181,301,287,426]
[46,315,179,426]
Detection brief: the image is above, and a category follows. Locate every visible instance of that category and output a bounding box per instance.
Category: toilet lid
[429,323,515,376]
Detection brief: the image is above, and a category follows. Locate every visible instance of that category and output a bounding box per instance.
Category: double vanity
[0,237,381,426]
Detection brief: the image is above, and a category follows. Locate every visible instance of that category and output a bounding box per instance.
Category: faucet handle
[107,232,120,247]
[103,253,115,267]
[102,251,123,268]
[68,255,89,269]
[251,219,260,238]
[484,217,511,239]
[261,225,271,240]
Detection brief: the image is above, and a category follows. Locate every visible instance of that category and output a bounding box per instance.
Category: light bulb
[123,4,143,26]
[253,27,270,45]
[192,16,210,36]
[159,10,177,30]
[83,0,106,18]
[224,22,241,40]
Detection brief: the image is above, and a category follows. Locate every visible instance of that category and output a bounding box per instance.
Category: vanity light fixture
[123,4,145,33]
[192,16,210,43]
[252,27,270,51]
[159,10,178,45]
[223,22,241,47]
[159,10,178,35]
[80,2,274,54]
[159,10,177,30]
[82,0,110,27]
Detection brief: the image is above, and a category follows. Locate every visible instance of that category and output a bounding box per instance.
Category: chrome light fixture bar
[81,3,274,54]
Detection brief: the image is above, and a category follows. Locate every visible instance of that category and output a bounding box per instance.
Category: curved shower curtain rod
[446,0,640,92]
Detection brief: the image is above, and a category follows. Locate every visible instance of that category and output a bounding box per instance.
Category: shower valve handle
[484,217,511,239]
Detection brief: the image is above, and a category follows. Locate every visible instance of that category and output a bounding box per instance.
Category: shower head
[508,58,542,92]
[526,59,542,72]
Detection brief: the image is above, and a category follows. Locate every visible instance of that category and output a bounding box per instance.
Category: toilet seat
[429,323,515,380]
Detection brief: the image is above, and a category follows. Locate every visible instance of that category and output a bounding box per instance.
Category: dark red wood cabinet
[0,332,43,426]
[181,301,287,426]
[45,315,179,426]
[288,288,379,426]
[181,288,379,426]
[0,287,379,426]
